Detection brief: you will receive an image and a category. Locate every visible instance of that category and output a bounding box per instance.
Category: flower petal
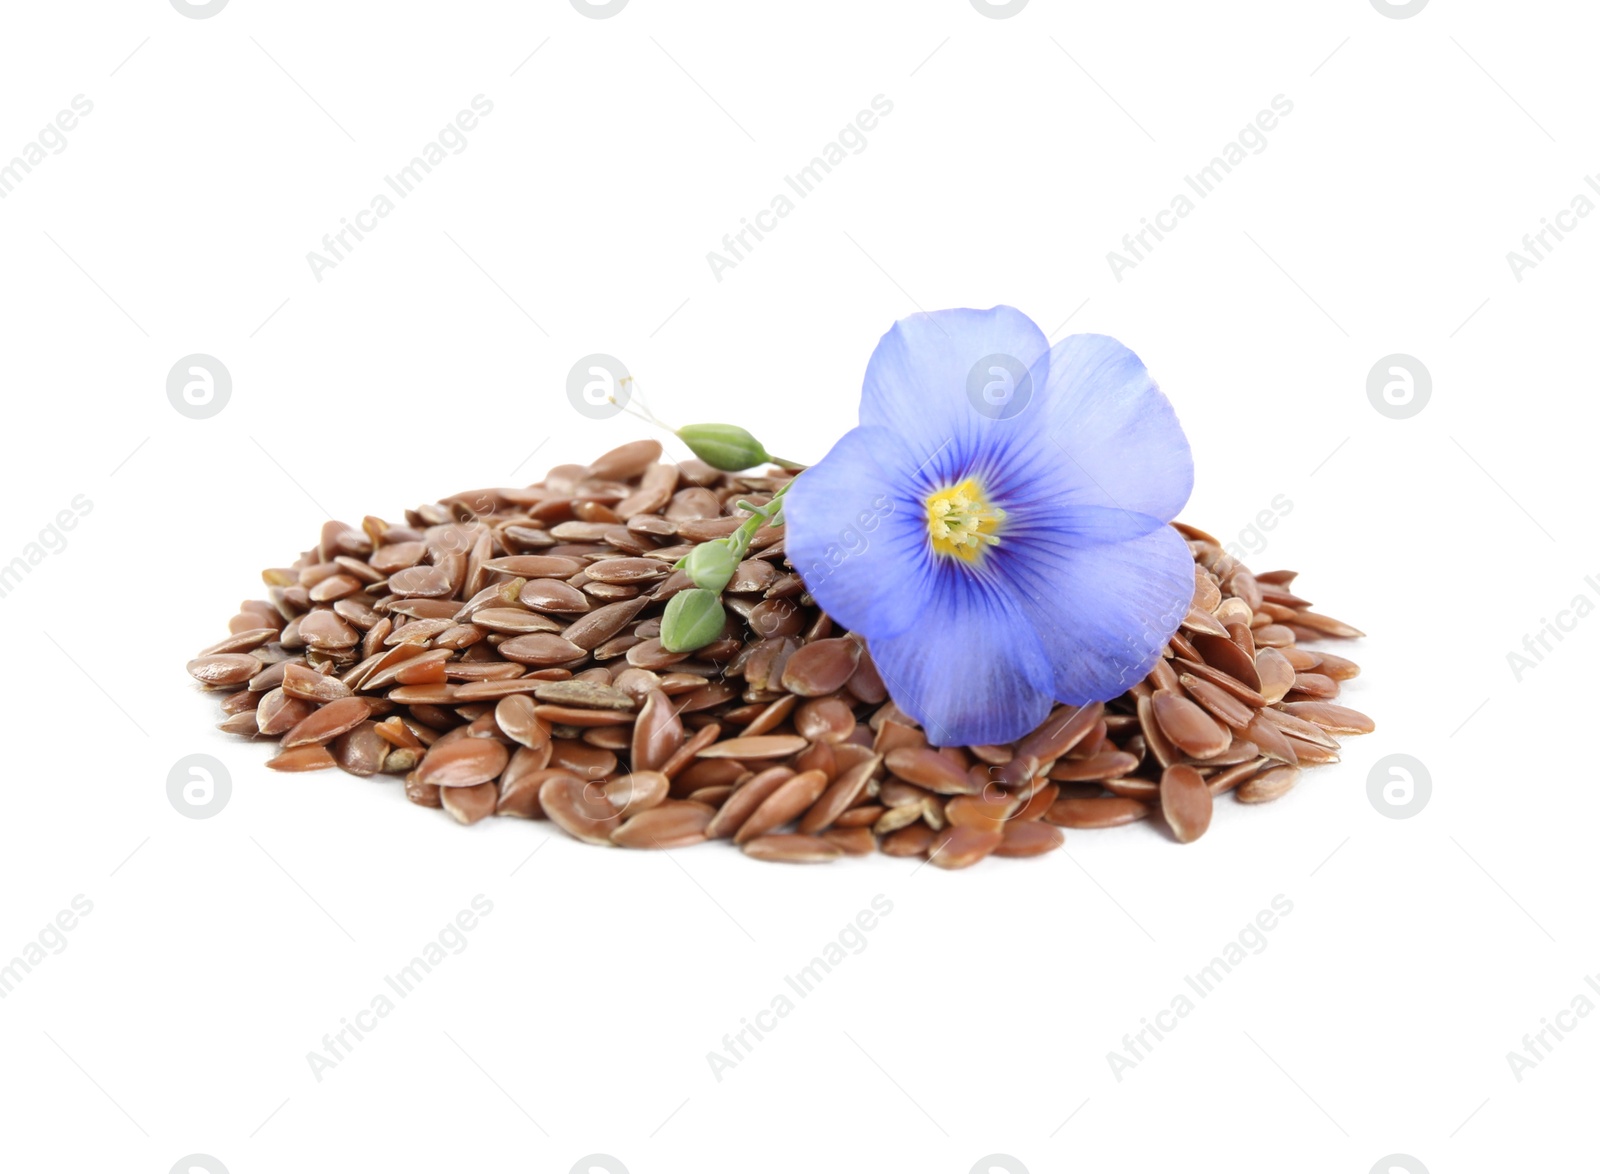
[857,306,1052,488]
[867,564,1056,746]
[1006,523,1196,704]
[783,425,932,641]
[1028,333,1193,526]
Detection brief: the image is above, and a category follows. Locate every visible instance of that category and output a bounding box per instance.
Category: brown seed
[994,822,1064,857]
[734,769,830,843]
[441,782,498,825]
[945,792,1019,831]
[793,696,856,744]
[494,695,550,748]
[780,638,862,696]
[282,697,372,748]
[1045,796,1152,828]
[741,834,842,863]
[186,653,261,687]
[884,747,980,795]
[498,632,586,667]
[256,688,315,736]
[699,735,809,760]
[612,801,715,848]
[1253,647,1296,704]
[1236,765,1300,804]
[706,767,794,839]
[881,823,935,856]
[1280,701,1374,735]
[539,772,621,844]
[1152,690,1232,759]
[927,825,1003,870]
[1018,701,1105,762]
[387,565,453,598]
[416,738,509,788]
[821,827,876,855]
[480,555,586,578]
[1242,712,1300,765]
[1049,751,1139,782]
[496,758,556,818]
[1288,672,1340,701]
[331,721,387,775]
[798,757,880,835]
[519,578,591,613]
[1179,674,1255,729]
[266,744,337,772]
[1159,764,1213,843]
[601,770,670,816]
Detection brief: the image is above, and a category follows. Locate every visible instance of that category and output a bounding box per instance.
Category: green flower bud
[676,423,771,471]
[682,539,738,593]
[660,588,727,653]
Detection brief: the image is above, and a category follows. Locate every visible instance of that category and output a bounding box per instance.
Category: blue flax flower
[785,306,1195,746]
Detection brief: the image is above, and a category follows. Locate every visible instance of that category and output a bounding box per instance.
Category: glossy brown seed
[797,757,879,835]
[881,823,936,856]
[780,638,861,696]
[1019,701,1105,762]
[1280,701,1374,735]
[494,695,550,748]
[497,761,563,819]
[282,697,372,748]
[734,769,830,844]
[927,825,1003,870]
[1179,674,1255,729]
[256,688,315,737]
[1288,672,1340,701]
[388,565,453,598]
[539,772,621,845]
[1206,759,1266,796]
[533,679,634,710]
[884,747,979,795]
[1049,751,1139,782]
[497,632,586,667]
[794,697,856,744]
[821,827,876,855]
[706,767,794,839]
[1253,647,1296,704]
[699,735,809,760]
[612,801,715,848]
[441,782,498,825]
[1243,712,1299,765]
[741,834,842,863]
[519,578,591,613]
[404,772,442,807]
[601,771,670,817]
[1045,796,1152,829]
[1152,690,1232,759]
[416,738,509,788]
[187,654,261,687]
[1159,764,1212,843]
[1236,765,1300,804]
[266,744,337,772]
[945,792,1019,831]
[994,822,1064,857]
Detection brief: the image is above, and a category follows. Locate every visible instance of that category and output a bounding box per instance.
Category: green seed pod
[660,588,727,653]
[676,423,771,472]
[682,539,738,593]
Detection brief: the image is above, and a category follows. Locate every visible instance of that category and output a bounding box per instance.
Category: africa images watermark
[305,895,494,1082]
[1105,894,1295,1081]
[1504,970,1600,1083]
[1107,95,1295,281]
[1505,174,1600,282]
[0,495,94,603]
[0,895,95,1000]
[705,894,894,1082]
[306,96,496,282]
[0,95,94,200]
[706,95,895,282]
[1504,573,1600,682]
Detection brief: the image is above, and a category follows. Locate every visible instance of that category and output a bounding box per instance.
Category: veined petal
[783,426,933,641]
[1022,333,1193,527]
[1006,524,1196,704]
[867,564,1056,746]
[857,306,1052,491]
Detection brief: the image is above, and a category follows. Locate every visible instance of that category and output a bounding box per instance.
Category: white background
[0,1,1593,1172]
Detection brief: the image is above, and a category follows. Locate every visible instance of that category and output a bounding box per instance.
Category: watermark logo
[567,354,630,419]
[1366,354,1430,420]
[970,0,1029,18]
[170,0,229,18]
[1367,754,1430,819]
[971,1156,1029,1174]
[570,1157,628,1174]
[1370,1156,1428,1174]
[168,754,232,820]
[570,0,629,16]
[171,1157,229,1174]
[167,354,231,420]
[1369,0,1428,18]
[966,354,1033,420]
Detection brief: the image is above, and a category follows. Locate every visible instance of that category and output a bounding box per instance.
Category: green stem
[727,478,793,561]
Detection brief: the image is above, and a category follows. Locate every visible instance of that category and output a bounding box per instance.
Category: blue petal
[1005,523,1196,704]
[1023,333,1194,529]
[857,306,1052,490]
[783,426,933,641]
[866,564,1056,746]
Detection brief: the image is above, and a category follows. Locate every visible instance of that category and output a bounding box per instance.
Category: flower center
[925,478,1005,562]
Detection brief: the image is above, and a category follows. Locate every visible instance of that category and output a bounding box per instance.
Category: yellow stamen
[925,478,1005,562]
